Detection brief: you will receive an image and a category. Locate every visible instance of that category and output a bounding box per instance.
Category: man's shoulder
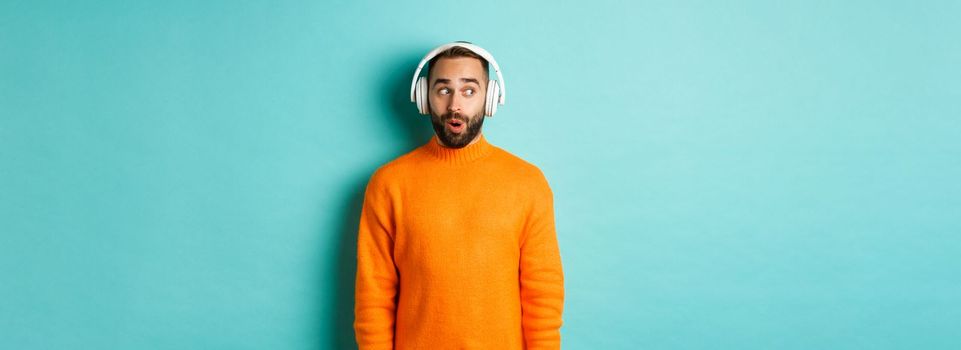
[366,146,423,188]
[491,145,551,186]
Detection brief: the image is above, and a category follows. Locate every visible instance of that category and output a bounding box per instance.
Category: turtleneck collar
[424,133,494,165]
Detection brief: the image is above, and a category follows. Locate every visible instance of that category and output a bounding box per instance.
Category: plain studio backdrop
[1,1,959,349]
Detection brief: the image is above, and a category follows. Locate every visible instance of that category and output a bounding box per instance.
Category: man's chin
[430,113,484,148]
[439,133,471,148]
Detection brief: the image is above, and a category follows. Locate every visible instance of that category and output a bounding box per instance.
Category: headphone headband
[409,41,506,106]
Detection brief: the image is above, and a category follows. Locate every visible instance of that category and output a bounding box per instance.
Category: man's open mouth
[447,119,465,134]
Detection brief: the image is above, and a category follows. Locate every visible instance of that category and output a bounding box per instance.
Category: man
[354,42,564,350]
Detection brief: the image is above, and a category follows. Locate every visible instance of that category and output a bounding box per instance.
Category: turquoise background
[2,0,959,349]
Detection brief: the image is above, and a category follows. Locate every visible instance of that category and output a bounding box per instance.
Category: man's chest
[391,182,529,275]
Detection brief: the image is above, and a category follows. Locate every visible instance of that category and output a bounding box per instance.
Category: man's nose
[447,93,462,113]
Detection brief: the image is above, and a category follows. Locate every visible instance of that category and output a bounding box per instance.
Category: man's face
[428,57,488,148]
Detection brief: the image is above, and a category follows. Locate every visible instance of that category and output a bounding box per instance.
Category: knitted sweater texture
[354,134,565,350]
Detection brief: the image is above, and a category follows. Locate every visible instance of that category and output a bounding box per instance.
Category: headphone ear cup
[485,79,499,117]
[414,77,427,114]
[416,77,429,115]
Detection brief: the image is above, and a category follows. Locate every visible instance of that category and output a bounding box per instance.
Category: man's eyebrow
[432,78,482,87]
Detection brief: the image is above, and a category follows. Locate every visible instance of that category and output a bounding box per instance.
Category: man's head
[426,47,490,148]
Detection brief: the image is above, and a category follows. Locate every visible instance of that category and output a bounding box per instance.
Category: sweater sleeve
[519,172,565,350]
[354,172,398,350]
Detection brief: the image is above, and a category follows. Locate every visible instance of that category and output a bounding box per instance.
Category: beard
[430,109,485,149]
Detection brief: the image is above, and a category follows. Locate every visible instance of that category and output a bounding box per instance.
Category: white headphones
[409,41,506,117]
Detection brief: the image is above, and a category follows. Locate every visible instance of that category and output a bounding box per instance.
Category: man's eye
[465,89,474,96]
[439,88,450,95]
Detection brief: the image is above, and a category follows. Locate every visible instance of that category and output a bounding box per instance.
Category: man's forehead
[430,57,487,82]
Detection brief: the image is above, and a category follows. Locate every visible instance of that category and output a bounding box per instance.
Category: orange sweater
[354,134,565,350]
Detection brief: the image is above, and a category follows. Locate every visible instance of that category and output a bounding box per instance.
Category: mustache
[440,112,468,123]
